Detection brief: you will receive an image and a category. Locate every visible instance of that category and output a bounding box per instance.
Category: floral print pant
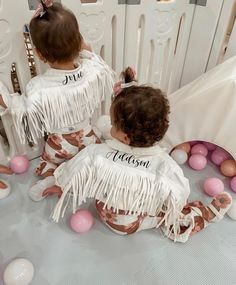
[36,129,100,177]
[96,192,231,242]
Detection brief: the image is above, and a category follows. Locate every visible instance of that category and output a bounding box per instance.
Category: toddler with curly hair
[46,67,232,242]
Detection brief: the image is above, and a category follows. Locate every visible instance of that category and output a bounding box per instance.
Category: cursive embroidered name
[62,71,83,85]
[106,150,151,169]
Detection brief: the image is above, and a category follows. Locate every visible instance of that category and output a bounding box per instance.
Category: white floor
[0,158,236,285]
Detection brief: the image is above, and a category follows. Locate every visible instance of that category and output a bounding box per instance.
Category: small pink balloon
[203,177,224,196]
[70,209,94,233]
[211,147,230,166]
[189,154,207,170]
[10,156,29,174]
[191,143,208,156]
[202,142,217,151]
[230,176,236,193]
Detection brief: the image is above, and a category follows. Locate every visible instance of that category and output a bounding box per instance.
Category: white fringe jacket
[1,50,115,144]
[52,139,190,238]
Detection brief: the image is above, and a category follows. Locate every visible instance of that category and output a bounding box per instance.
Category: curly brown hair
[112,68,170,147]
[29,2,82,63]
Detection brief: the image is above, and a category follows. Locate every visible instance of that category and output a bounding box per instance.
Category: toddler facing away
[44,68,232,242]
[0,1,115,201]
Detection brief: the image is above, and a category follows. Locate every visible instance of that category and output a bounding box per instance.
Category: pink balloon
[211,147,230,166]
[70,209,94,233]
[10,156,29,174]
[230,176,236,193]
[191,143,208,156]
[202,142,217,151]
[189,154,207,170]
[203,177,224,196]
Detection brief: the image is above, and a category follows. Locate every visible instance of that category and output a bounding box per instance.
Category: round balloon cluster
[171,141,236,195]
[171,141,236,220]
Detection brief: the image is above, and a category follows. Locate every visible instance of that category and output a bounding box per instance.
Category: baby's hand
[0,165,13,175]
[42,185,62,199]
[81,39,92,52]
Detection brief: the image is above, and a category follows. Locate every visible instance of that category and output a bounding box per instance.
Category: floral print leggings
[36,129,100,177]
[96,192,231,242]
[0,180,7,189]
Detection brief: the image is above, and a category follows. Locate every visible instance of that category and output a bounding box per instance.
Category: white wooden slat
[224,18,236,60]
[167,0,195,93]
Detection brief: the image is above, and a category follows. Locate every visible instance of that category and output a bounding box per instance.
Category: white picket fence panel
[180,0,236,86]
[124,0,195,93]
[0,0,235,163]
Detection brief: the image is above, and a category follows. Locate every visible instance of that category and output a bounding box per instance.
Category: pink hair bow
[33,0,53,18]
[113,81,123,97]
[113,80,138,97]
[113,67,138,97]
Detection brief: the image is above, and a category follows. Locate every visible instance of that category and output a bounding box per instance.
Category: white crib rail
[206,0,235,69]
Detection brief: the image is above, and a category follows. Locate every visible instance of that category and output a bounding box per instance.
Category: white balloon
[0,180,11,199]
[3,258,34,285]
[227,200,236,220]
[95,115,112,139]
[171,149,188,165]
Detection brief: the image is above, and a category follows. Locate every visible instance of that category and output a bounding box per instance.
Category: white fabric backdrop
[161,56,236,160]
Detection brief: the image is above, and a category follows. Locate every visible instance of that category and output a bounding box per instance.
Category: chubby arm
[81,39,92,52]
